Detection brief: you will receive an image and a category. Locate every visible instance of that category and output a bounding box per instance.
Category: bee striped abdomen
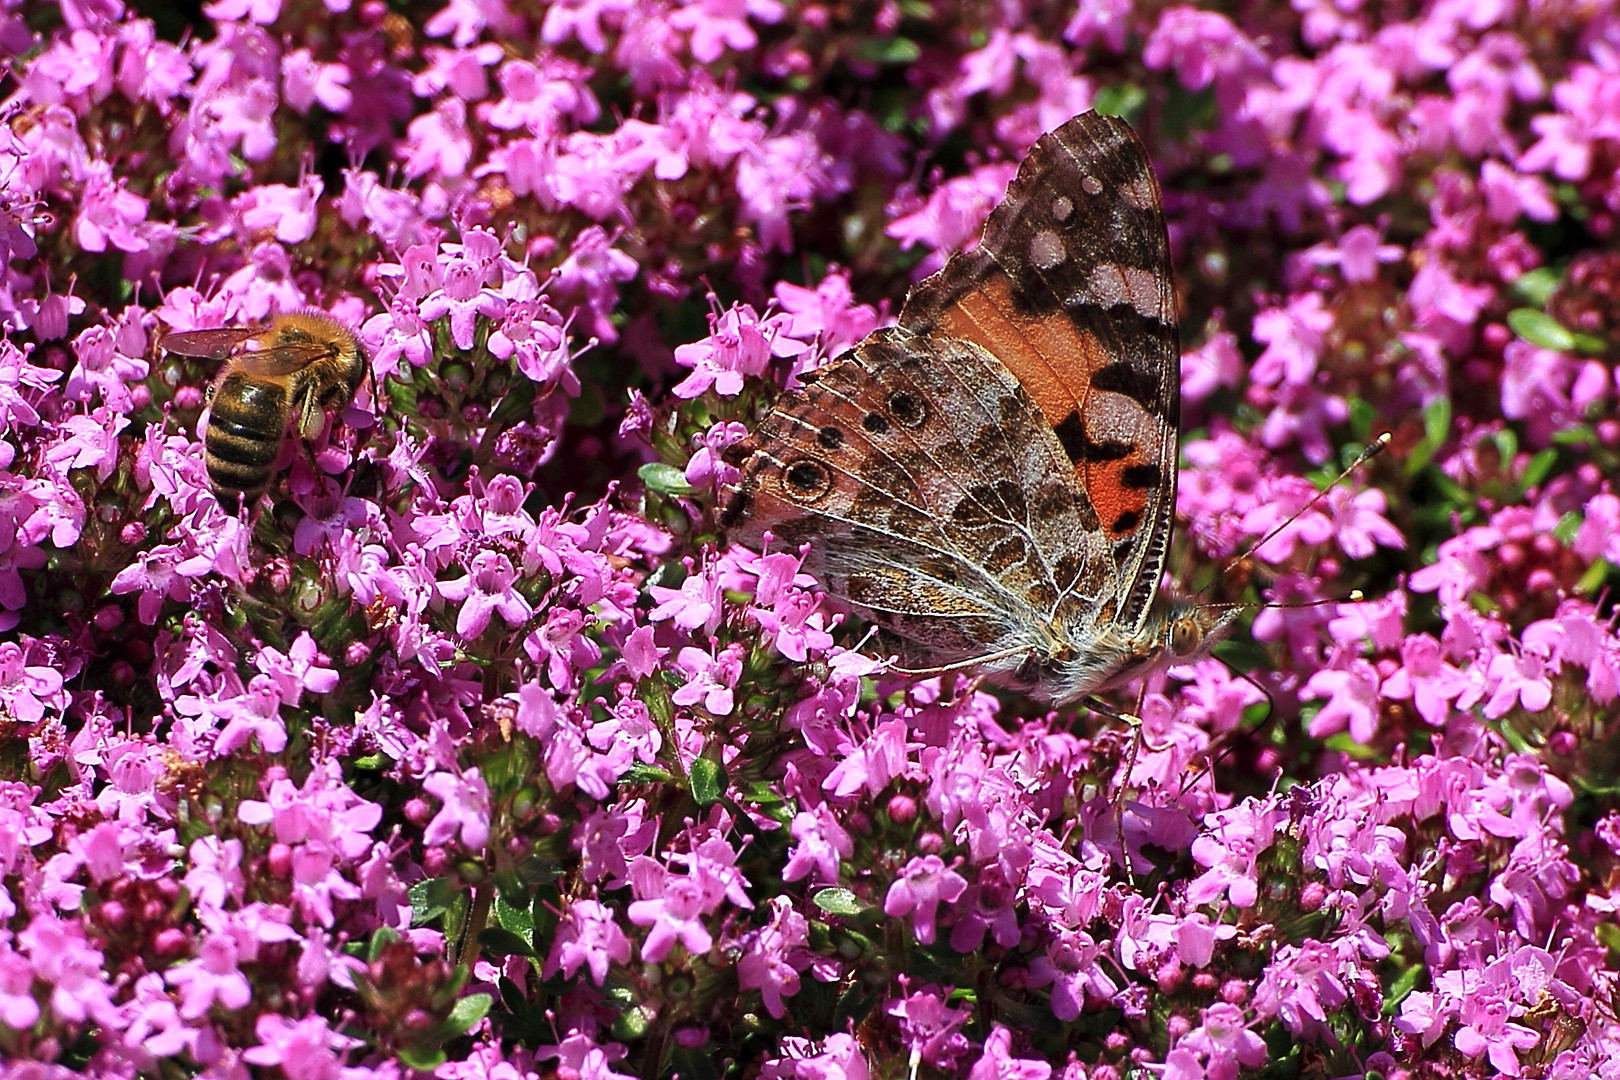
[205,372,292,504]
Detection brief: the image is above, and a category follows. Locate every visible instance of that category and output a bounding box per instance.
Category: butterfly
[719,111,1239,707]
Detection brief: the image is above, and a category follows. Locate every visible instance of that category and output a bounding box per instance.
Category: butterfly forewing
[899,113,1181,634]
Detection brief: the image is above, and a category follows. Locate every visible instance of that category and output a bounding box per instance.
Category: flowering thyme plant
[2,0,1619,1077]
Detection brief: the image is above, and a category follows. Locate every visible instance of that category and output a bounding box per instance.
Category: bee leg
[296,382,327,440]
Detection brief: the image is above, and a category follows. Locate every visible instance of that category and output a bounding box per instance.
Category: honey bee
[162,311,368,510]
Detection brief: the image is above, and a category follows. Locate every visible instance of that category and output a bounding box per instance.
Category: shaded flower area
[3,0,1620,1076]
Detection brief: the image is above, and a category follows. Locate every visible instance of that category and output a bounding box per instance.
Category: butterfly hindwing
[899,112,1181,632]
[721,326,1114,667]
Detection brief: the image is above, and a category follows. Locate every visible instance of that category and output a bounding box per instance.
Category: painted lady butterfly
[720,111,1238,705]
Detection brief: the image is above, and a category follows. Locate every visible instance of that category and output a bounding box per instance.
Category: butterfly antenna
[1196,432,1391,600]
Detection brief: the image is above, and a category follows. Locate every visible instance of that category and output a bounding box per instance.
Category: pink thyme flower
[242,1012,366,1079]
[422,767,492,852]
[438,550,533,639]
[965,1024,1051,1080]
[546,898,632,985]
[884,855,967,946]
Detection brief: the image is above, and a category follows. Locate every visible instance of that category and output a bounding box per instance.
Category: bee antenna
[1196,432,1391,600]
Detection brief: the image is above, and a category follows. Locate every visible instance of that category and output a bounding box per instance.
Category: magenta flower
[1302,658,1382,743]
[888,982,971,1069]
[671,299,801,399]
[670,643,743,715]
[965,1025,1051,1080]
[242,1012,365,1079]
[537,1031,637,1080]
[628,875,714,962]
[760,1032,870,1080]
[737,896,809,1018]
[166,931,252,1019]
[254,632,340,708]
[546,898,632,985]
[781,804,853,884]
[883,856,967,946]
[0,641,67,723]
[668,0,783,64]
[1188,801,1284,908]
[1382,634,1471,726]
[1176,1003,1267,1080]
[438,550,533,639]
[422,767,492,852]
[1481,648,1553,718]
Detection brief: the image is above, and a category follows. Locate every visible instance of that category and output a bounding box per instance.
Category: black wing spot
[1110,509,1141,534]
[1092,362,1159,408]
[887,391,929,429]
[863,412,891,435]
[1121,463,1163,490]
[1033,483,1073,520]
[1054,410,1133,463]
[783,459,833,501]
[817,425,844,450]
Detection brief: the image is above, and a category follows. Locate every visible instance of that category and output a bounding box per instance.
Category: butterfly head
[1162,598,1243,665]
[1025,596,1243,706]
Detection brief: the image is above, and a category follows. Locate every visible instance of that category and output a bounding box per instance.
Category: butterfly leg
[1085,691,1149,878]
[1181,666,1277,793]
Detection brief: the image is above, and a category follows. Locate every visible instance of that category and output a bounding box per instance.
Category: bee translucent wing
[233,342,334,377]
[160,327,257,360]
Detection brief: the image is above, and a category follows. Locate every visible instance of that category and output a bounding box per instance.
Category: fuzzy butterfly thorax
[719,111,1237,705]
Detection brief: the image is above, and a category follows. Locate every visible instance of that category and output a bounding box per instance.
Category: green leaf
[1517,448,1558,494]
[1552,511,1583,545]
[852,36,920,65]
[1346,396,1378,443]
[640,462,694,496]
[1405,395,1451,477]
[621,762,677,784]
[1091,84,1147,121]
[812,888,863,916]
[1551,423,1595,447]
[494,892,533,936]
[445,993,493,1035]
[397,1047,449,1071]
[1506,308,1576,352]
[1574,331,1608,355]
[477,926,534,958]
[689,756,727,807]
[411,878,457,925]
[365,926,401,963]
[1386,951,1425,1008]
[1511,266,1560,307]
[1576,558,1611,596]
[488,376,538,429]
[1323,732,1379,759]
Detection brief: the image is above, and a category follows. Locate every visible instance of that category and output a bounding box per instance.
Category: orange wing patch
[929,271,1163,544]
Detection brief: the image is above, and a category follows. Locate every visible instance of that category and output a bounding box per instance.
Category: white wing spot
[1087,263,1128,307]
[1050,195,1073,221]
[1030,230,1066,270]
[1121,174,1157,209]
[1087,263,1163,318]
[1081,174,1103,197]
